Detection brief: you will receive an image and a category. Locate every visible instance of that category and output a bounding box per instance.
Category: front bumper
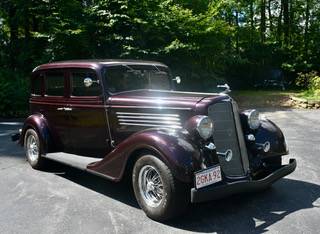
[191,158,296,203]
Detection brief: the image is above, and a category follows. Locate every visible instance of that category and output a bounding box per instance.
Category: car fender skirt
[87,129,199,183]
[191,158,296,203]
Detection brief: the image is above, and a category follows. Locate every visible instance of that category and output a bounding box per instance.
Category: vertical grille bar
[208,101,249,176]
[231,101,250,173]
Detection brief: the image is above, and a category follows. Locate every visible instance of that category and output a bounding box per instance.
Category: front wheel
[24,129,47,169]
[132,154,188,221]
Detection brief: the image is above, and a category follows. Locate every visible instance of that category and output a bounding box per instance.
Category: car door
[67,68,111,158]
[41,70,72,151]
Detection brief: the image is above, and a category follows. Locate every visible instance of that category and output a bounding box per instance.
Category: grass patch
[295,90,320,101]
[231,90,298,109]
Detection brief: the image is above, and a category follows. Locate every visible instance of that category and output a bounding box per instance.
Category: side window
[45,71,65,96]
[105,65,171,93]
[31,73,43,96]
[71,70,101,96]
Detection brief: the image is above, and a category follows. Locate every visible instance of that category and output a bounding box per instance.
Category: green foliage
[295,71,320,99]
[0,69,29,117]
[0,0,320,116]
[309,74,320,96]
[295,71,318,89]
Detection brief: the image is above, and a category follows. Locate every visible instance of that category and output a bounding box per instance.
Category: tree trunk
[250,1,254,30]
[277,0,283,43]
[304,0,310,57]
[283,0,289,45]
[289,0,294,42]
[268,0,273,34]
[235,9,239,54]
[8,4,18,70]
[250,0,254,43]
[260,0,266,43]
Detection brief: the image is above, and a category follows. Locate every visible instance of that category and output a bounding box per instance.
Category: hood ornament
[217,83,231,94]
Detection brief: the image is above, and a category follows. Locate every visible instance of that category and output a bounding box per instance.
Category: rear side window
[71,70,101,96]
[31,73,43,95]
[45,72,65,96]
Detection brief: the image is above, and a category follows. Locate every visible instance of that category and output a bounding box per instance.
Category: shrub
[310,75,320,96]
[0,69,29,118]
[295,71,318,89]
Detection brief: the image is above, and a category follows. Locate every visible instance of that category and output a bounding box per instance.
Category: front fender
[20,113,53,153]
[254,119,288,157]
[87,129,200,183]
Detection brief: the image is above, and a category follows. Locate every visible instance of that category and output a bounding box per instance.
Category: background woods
[0,0,320,116]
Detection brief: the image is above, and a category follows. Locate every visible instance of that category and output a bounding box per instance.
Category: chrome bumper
[191,158,296,203]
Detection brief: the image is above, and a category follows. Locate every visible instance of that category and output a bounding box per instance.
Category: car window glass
[105,65,171,93]
[71,71,100,96]
[45,72,65,96]
[32,73,42,95]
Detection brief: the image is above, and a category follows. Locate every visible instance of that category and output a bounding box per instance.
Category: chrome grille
[209,101,249,176]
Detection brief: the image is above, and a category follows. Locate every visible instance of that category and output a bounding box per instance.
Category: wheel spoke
[26,134,39,162]
[138,165,164,208]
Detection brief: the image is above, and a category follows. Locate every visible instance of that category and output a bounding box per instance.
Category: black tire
[24,129,47,169]
[132,154,189,221]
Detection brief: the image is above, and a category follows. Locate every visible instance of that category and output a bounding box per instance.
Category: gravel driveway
[0,109,319,234]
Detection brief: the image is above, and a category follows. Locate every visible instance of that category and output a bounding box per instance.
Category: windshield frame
[101,64,174,95]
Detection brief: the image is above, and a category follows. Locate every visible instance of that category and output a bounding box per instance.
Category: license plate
[195,166,222,189]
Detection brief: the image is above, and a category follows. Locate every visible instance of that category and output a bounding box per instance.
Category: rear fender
[20,114,54,153]
[87,129,200,183]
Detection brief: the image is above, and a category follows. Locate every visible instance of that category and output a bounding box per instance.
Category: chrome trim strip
[116,112,182,128]
[116,112,179,117]
[231,100,250,173]
[119,122,182,129]
[147,89,221,96]
[110,105,192,110]
[117,115,180,121]
[118,119,181,125]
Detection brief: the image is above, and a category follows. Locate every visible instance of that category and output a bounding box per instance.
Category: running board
[44,152,102,171]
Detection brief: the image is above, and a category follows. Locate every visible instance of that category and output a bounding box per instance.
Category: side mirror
[84,77,99,88]
[217,83,231,94]
[173,76,181,84]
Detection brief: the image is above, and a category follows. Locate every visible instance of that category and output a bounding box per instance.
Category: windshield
[103,65,172,93]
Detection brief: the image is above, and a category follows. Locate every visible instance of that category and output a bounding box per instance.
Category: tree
[0,0,320,116]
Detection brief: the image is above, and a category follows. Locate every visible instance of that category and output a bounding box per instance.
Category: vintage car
[16,60,296,221]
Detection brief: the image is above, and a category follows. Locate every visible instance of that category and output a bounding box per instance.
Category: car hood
[108,89,229,110]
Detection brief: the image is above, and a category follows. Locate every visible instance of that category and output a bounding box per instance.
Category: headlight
[246,109,261,130]
[196,116,214,140]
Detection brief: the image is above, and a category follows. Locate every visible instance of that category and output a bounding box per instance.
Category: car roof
[32,59,168,72]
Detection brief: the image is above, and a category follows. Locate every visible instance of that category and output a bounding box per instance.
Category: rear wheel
[24,129,46,169]
[132,154,188,221]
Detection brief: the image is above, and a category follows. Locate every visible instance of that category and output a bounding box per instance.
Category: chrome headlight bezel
[196,116,214,140]
[246,109,261,130]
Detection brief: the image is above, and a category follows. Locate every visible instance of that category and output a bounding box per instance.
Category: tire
[24,129,46,169]
[132,154,188,221]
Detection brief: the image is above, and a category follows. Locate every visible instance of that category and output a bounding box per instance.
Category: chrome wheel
[138,165,164,207]
[26,134,39,162]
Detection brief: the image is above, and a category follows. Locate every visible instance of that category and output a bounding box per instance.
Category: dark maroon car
[17,60,296,221]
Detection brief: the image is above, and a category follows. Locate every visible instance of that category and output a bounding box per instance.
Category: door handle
[56,107,73,111]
